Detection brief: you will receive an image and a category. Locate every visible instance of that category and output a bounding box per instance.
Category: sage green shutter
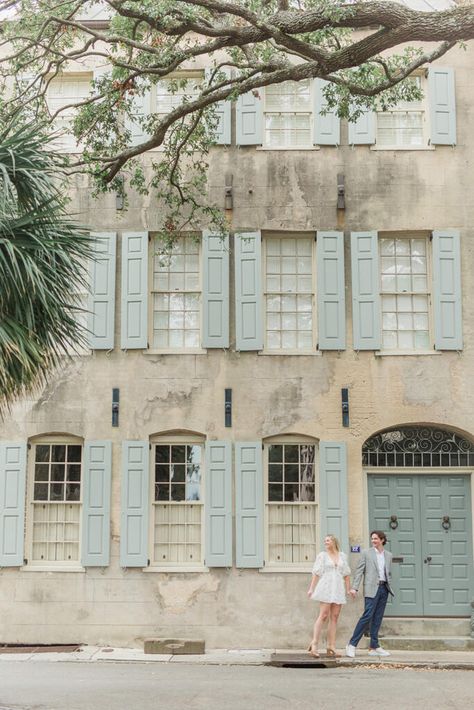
[0,443,26,567]
[235,442,263,568]
[236,91,263,145]
[432,230,463,350]
[126,83,152,146]
[202,231,229,348]
[81,441,112,567]
[120,441,149,567]
[235,231,263,351]
[429,67,456,145]
[88,232,116,350]
[351,231,381,350]
[319,442,348,553]
[317,231,346,350]
[205,441,232,567]
[314,79,340,146]
[121,232,148,349]
[205,68,231,145]
[348,110,376,145]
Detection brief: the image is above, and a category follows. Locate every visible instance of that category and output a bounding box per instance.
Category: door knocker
[442,515,451,531]
[389,514,398,530]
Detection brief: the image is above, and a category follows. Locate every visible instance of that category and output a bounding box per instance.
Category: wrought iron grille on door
[362,427,474,468]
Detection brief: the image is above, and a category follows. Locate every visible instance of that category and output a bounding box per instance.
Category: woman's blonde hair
[324,534,340,552]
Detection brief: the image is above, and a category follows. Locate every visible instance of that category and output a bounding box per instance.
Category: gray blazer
[352,548,394,598]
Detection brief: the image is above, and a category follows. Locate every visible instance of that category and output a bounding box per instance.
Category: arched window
[362,426,474,467]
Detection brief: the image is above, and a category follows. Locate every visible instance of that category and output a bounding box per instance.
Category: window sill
[370,145,435,152]
[143,566,209,573]
[258,350,321,357]
[142,349,207,356]
[256,145,321,151]
[259,566,310,574]
[20,565,85,573]
[375,349,442,357]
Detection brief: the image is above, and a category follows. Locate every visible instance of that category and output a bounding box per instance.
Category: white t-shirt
[376,549,386,581]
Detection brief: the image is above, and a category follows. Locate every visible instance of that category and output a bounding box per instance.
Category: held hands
[348,588,357,599]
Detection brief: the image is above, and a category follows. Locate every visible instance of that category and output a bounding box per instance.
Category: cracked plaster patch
[155,576,220,615]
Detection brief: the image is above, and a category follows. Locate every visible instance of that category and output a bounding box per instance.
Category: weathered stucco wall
[1,46,473,648]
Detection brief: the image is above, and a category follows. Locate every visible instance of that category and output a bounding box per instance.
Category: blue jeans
[349,583,389,649]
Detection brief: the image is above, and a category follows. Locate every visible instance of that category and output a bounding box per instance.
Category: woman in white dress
[307,534,351,658]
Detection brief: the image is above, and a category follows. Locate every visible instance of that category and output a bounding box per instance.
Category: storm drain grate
[268,653,339,669]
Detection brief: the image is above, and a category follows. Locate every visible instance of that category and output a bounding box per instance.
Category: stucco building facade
[0,16,473,648]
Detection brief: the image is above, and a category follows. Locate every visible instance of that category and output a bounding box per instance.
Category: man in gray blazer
[346,530,394,657]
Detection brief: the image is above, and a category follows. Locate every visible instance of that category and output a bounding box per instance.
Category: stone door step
[382,636,474,651]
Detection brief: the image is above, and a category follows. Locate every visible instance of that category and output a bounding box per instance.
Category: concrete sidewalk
[0,645,472,669]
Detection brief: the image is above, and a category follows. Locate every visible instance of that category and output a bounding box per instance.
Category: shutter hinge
[262,443,264,450]
[23,558,28,565]
[148,233,152,242]
[147,558,150,567]
[27,443,31,450]
[316,343,319,351]
[149,443,152,450]
[429,233,433,241]
[314,234,317,242]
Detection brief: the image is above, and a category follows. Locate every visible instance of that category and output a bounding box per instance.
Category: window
[155,76,203,117]
[264,80,312,148]
[46,74,91,152]
[151,438,204,567]
[150,235,201,350]
[380,235,431,351]
[27,439,82,565]
[265,440,318,566]
[264,235,315,351]
[376,76,429,148]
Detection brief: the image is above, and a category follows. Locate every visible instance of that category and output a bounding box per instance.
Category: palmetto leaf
[0,126,93,413]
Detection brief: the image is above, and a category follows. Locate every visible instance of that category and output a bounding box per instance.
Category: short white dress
[310,551,351,605]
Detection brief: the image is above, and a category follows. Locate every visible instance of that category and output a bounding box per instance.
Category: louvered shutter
[319,442,348,554]
[88,232,116,349]
[429,68,456,145]
[317,231,346,350]
[205,68,231,145]
[0,443,26,567]
[351,232,381,350]
[314,79,340,146]
[81,441,112,566]
[235,231,263,351]
[125,82,152,146]
[120,442,149,567]
[348,110,376,145]
[236,91,263,145]
[432,230,462,350]
[205,441,232,567]
[235,442,263,568]
[202,231,229,348]
[121,232,148,349]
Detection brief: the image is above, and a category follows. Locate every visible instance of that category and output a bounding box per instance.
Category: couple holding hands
[307,531,393,659]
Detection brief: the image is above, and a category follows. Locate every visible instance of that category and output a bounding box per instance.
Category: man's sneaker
[368,647,391,657]
[345,644,356,658]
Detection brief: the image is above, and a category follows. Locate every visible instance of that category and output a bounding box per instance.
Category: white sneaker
[368,647,391,657]
[345,644,356,658]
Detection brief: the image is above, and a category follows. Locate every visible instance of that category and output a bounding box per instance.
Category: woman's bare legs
[327,603,342,651]
[310,602,331,651]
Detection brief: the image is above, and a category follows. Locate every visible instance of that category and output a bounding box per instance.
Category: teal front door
[368,474,473,616]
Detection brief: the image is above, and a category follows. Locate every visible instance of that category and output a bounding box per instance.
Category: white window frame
[24,435,84,571]
[45,72,92,154]
[373,73,432,151]
[148,233,205,354]
[150,71,204,151]
[148,433,206,572]
[261,79,317,150]
[262,233,317,354]
[263,435,319,572]
[378,231,434,355]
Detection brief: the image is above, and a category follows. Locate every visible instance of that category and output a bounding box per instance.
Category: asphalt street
[0,661,473,710]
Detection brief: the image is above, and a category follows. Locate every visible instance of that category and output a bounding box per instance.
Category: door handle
[424,556,432,563]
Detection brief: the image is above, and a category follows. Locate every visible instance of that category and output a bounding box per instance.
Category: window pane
[284,445,299,463]
[35,445,50,463]
[35,464,49,482]
[269,445,283,463]
[34,483,48,500]
[52,445,66,462]
[269,464,283,482]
